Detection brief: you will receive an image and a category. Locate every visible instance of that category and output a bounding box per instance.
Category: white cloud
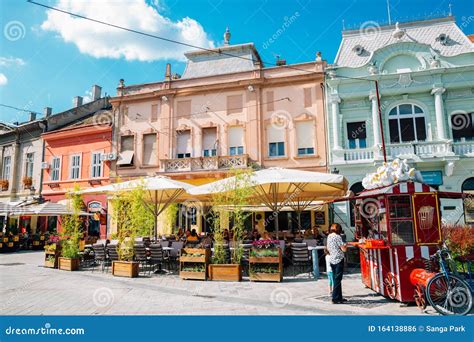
[0,73,8,86]
[40,0,214,62]
[0,56,26,67]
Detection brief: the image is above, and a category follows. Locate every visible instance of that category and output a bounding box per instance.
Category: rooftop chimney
[29,112,36,121]
[165,63,171,81]
[43,107,52,118]
[91,85,102,101]
[73,96,83,107]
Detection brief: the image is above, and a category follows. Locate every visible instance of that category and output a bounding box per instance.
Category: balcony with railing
[161,154,249,173]
[332,139,474,165]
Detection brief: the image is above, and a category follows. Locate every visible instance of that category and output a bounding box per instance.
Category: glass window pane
[398,104,413,115]
[388,195,412,218]
[390,221,415,245]
[389,119,400,143]
[277,142,285,156]
[389,107,397,116]
[414,105,423,114]
[347,121,366,140]
[451,113,474,141]
[415,117,426,141]
[399,118,415,141]
[359,139,367,148]
[269,143,276,156]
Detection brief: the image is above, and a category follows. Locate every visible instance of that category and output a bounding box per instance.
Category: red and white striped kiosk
[353,181,448,303]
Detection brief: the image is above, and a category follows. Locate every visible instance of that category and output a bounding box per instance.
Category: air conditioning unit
[41,162,50,170]
[101,153,117,161]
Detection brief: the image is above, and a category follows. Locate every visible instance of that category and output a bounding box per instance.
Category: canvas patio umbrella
[80,176,194,240]
[188,167,348,234]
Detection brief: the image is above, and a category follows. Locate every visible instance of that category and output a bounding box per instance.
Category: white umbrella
[189,167,348,233]
[80,176,194,239]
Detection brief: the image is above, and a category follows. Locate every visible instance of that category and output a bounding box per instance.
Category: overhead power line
[27,0,323,76]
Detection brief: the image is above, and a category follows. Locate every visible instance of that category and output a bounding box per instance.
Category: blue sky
[0,0,473,123]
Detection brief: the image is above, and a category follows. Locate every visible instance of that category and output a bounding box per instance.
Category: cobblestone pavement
[0,251,430,315]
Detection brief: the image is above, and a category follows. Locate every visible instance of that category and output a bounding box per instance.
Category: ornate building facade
[109,32,329,234]
[325,17,474,234]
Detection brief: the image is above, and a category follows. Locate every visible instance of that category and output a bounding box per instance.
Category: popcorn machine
[353,181,447,303]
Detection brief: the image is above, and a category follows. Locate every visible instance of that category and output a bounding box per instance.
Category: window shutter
[177,130,191,154]
[202,128,217,151]
[227,95,243,114]
[267,125,285,143]
[266,91,274,112]
[228,126,244,147]
[121,136,134,152]
[143,134,157,165]
[304,88,312,108]
[296,121,314,148]
[151,104,159,122]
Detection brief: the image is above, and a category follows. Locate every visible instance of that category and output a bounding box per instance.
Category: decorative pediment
[200,121,218,128]
[176,124,191,131]
[142,127,157,134]
[294,113,315,122]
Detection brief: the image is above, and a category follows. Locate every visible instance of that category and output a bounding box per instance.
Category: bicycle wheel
[426,273,473,315]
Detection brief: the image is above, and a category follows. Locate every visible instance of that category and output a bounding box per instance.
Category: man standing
[326,223,347,304]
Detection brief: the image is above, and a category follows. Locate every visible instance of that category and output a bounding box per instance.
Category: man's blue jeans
[331,259,344,302]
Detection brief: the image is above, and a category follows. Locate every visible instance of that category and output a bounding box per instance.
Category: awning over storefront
[2,201,91,217]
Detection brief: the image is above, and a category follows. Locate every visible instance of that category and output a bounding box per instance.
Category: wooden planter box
[249,248,283,282]
[250,272,282,282]
[44,251,59,268]
[179,248,210,281]
[208,264,242,281]
[112,261,139,278]
[58,257,80,271]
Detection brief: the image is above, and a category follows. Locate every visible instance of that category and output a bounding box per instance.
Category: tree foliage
[210,169,254,264]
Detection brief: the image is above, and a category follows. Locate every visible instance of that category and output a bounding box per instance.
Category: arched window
[388,104,426,143]
[462,178,474,224]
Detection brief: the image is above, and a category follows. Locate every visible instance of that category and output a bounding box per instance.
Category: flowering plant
[48,235,60,244]
[252,239,279,249]
[442,224,474,258]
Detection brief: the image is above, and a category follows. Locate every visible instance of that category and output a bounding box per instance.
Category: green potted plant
[208,169,253,281]
[58,186,83,271]
[111,184,153,278]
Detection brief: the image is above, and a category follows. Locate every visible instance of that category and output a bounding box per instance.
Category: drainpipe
[38,120,48,203]
[320,82,329,172]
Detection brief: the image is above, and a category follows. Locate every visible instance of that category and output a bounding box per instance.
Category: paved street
[0,251,431,316]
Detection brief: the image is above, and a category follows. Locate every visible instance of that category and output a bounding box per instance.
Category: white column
[369,93,381,147]
[330,95,341,149]
[431,87,446,140]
